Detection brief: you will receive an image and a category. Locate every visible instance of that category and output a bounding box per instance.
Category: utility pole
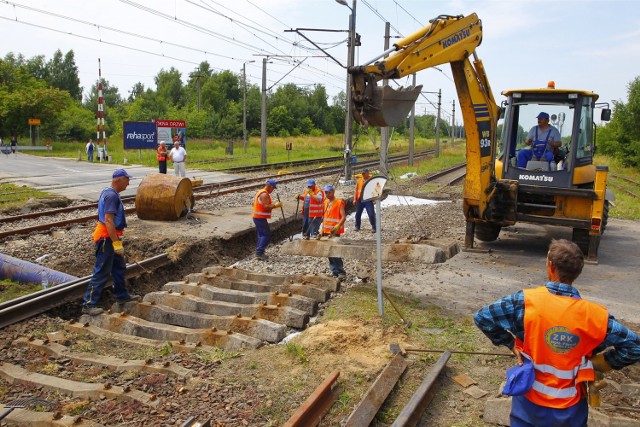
[408,73,416,166]
[261,57,267,164]
[436,89,442,156]
[379,21,391,176]
[451,100,456,146]
[336,0,357,182]
[243,60,254,154]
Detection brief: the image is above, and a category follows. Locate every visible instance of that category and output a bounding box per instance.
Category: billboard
[123,122,157,149]
[156,119,186,147]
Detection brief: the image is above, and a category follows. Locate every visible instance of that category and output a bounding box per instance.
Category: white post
[375,197,383,317]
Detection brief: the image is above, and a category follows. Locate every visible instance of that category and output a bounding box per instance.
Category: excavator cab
[489,85,613,259]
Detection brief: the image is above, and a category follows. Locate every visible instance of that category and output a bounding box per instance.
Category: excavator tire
[474,223,502,242]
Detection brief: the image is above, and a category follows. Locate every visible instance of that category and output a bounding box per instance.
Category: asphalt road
[0,152,241,201]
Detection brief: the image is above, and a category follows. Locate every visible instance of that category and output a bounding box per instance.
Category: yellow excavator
[349,13,613,261]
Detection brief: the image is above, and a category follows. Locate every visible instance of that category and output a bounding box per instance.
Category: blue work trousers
[83,238,129,307]
[355,200,376,231]
[303,216,322,237]
[253,218,271,256]
[510,395,587,427]
[328,236,346,276]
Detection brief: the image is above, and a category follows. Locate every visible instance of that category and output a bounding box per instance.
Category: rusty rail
[283,370,341,427]
[0,253,169,329]
[391,351,451,427]
[345,352,408,426]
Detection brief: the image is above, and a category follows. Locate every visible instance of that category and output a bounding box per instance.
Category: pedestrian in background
[296,178,325,239]
[85,139,95,162]
[322,184,347,279]
[10,135,17,155]
[157,140,168,174]
[474,239,640,427]
[168,140,187,177]
[252,179,282,260]
[354,168,376,233]
[82,169,141,315]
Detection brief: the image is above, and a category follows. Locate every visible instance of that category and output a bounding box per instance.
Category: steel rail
[0,151,435,240]
[391,351,451,427]
[283,370,341,427]
[0,253,169,329]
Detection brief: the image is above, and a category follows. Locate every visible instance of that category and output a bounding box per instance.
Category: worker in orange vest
[322,184,346,279]
[296,178,325,239]
[354,168,376,233]
[156,141,168,174]
[252,179,282,260]
[475,239,640,426]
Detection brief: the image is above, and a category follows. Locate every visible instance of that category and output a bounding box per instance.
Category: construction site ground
[1,171,640,425]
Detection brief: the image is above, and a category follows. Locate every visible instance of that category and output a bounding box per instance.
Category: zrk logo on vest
[544,326,580,353]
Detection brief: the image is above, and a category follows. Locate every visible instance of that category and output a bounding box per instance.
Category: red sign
[155,119,186,128]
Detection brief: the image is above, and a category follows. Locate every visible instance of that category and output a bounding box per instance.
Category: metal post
[342,0,357,182]
[261,57,267,164]
[436,89,442,157]
[451,100,456,146]
[243,61,254,154]
[379,21,390,175]
[375,197,383,317]
[408,73,416,166]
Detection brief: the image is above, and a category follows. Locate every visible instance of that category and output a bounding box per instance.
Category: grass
[0,279,42,303]
[0,182,56,211]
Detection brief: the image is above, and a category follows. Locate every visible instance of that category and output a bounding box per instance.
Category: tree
[155,67,184,107]
[46,50,82,101]
[599,76,640,168]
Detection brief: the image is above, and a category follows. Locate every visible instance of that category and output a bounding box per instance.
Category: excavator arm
[348,13,500,222]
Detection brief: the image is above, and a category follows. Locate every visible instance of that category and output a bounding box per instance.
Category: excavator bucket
[354,84,423,127]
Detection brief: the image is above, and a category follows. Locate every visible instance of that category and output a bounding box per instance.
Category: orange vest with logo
[157,146,167,161]
[518,286,608,408]
[322,198,345,235]
[354,177,365,201]
[253,188,272,219]
[308,187,325,218]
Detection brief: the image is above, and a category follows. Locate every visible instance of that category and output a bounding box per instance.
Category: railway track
[609,174,640,199]
[0,150,435,240]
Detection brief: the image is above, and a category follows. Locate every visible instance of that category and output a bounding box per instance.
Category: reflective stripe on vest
[253,189,272,219]
[322,198,345,234]
[521,286,608,408]
[308,188,325,217]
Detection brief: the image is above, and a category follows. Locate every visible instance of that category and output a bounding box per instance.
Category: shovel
[275,193,292,242]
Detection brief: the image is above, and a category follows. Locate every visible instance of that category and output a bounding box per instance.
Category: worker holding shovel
[321,185,346,279]
[252,179,282,260]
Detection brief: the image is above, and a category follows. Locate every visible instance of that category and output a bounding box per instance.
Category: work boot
[371,229,377,233]
[117,294,141,304]
[303,235,310,240]
[337,273,347,281]
[82,306,104,316]
[255,253,268,260]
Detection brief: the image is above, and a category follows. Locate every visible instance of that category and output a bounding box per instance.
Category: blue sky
[1,0,638,123]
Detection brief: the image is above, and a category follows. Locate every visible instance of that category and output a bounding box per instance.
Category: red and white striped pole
[97,58,107,154]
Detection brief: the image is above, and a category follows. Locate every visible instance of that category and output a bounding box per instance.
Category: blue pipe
[0,252,78,285]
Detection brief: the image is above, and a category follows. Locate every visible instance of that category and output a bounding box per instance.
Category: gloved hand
[590,353,612,372]
[331,225,340,234]
[273,201,282,209]
[113,239,124,256]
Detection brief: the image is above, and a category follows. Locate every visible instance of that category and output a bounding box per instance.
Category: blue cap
[536,112,550,119]
[502,358,535,396]
[306,179,316,187]
[363,168,370,173]
[113,169,132,179]
[266,179,277,188]
[323,184,334,192]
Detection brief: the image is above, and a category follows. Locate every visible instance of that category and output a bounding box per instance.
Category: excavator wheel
[474,223,502,242]
[572,228,600,259]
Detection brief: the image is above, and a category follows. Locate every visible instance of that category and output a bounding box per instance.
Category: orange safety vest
[252,188,272,219]
[157,146,167,161]
[322,198,345,235]
[307,187,325,218]
[92,222,123,243]
[354,176,365,201]
[517,286,608,409]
